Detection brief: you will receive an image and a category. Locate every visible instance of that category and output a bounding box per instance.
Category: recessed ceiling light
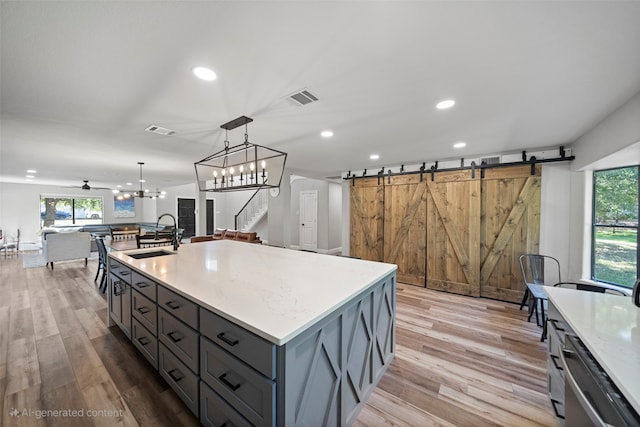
[116,185,122,188]
[436,99,456,109]
[321,130,334,138]
[25,175,34,178]
[26,169,37,173]
[25,179,33,182]
[370,154,380,160]
[126,182,133,186]
[453,141,467,149]
[193,66,217,81]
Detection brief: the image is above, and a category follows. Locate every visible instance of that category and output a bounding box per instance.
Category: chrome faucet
[156,213,179,251]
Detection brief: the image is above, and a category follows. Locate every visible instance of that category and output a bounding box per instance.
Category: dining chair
[519,254,561,327]
[94,237,108,293]
[1,228,20,257]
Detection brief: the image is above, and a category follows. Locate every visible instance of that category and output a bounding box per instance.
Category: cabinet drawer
[201,309,275,379]
[158,286,198,330]
[131,271,157,302]
[200,380,252,427]
[547,358,564,403]
[159,343,199,416]
[547,302,572,337]
[132,318,158,370]
[108,274,122,330]
[109,258,132,283]
[159,308,199,374]
[548,323,563,361]
[132,290,157,334]
[201,337,275,427]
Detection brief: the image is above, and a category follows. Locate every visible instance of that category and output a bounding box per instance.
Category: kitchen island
[545,287,640,424]
[107,240,397,426]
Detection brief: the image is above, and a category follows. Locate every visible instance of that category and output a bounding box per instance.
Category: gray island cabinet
[107,240,397,426]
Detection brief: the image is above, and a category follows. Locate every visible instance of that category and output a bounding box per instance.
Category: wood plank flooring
[0,254,555,426]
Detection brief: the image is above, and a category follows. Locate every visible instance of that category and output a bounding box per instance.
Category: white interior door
[300,190,318,251]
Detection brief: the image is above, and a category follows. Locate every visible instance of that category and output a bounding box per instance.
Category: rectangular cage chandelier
[195,116,287,193]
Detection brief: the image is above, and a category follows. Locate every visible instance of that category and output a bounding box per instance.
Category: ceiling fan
[63,180,111,191]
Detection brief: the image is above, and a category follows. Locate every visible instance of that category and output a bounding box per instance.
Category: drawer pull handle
[136,282,149,288]
[113,281,123,296]
[137,336,150,346]
[550,398,565,419]
[168,368,184,382]
[165,300,181,310]
[120,271,131,276]
[548,319,565,332]
[217,332,239,347]
[167,331,183,343]
[137,307,151,315]
[219,373,241,391]
[550,354,564,371]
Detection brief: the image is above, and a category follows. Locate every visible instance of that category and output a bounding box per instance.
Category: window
[40,196,103,227]
[592,166,639,288]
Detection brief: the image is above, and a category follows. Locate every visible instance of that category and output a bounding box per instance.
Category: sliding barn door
[425,171,481,296]
[480,165,541,303]
[383,175,427,286]
[350,178,384,262]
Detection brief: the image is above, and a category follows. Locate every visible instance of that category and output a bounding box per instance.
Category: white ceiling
[2,1,640,191]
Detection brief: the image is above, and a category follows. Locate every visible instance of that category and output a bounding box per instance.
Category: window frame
[591,165,640,288]
[40,194,104,227]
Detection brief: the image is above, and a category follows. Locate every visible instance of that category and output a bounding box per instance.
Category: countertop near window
[108,240,397,345]
[546,287,640,413]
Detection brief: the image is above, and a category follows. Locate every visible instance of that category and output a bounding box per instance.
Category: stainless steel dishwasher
[561,334,640,427]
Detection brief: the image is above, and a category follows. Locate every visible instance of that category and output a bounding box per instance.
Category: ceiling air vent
[287,89,319,106]
[481,156,501,165]
[145,125,176,136]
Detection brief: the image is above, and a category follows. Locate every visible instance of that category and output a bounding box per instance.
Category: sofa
[190,228,262,244]
[43,231,91,269]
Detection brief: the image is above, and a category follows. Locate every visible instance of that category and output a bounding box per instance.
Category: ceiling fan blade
[60,180,111,190]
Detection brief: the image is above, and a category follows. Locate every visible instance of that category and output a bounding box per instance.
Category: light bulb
[250,163,255,171]
[213,170,217,177]
[240,165,244,172]
[230,167,235,174]
[261,160,266,169]
[221,169,226,176]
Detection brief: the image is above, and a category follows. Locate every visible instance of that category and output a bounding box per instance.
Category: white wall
[267,170,292,247]
[565,90,640,282]
[328,183,343,251]
[0,182,147,244]
[572,91,640,170]
[539,164,573,281]
[287,177,343,253]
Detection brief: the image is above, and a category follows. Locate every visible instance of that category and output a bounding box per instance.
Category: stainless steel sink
[127,250,175,259]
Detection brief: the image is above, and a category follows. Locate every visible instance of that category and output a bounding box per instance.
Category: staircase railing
[235,188,268,231]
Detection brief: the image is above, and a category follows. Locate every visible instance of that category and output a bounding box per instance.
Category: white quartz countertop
[109,240,396,345]
[546,287,640,413]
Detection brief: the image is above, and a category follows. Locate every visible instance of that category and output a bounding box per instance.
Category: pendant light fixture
[113,162,166,199]
[194,116,287,193]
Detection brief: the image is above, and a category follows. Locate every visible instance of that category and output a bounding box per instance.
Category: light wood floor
[0,254,555,427]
